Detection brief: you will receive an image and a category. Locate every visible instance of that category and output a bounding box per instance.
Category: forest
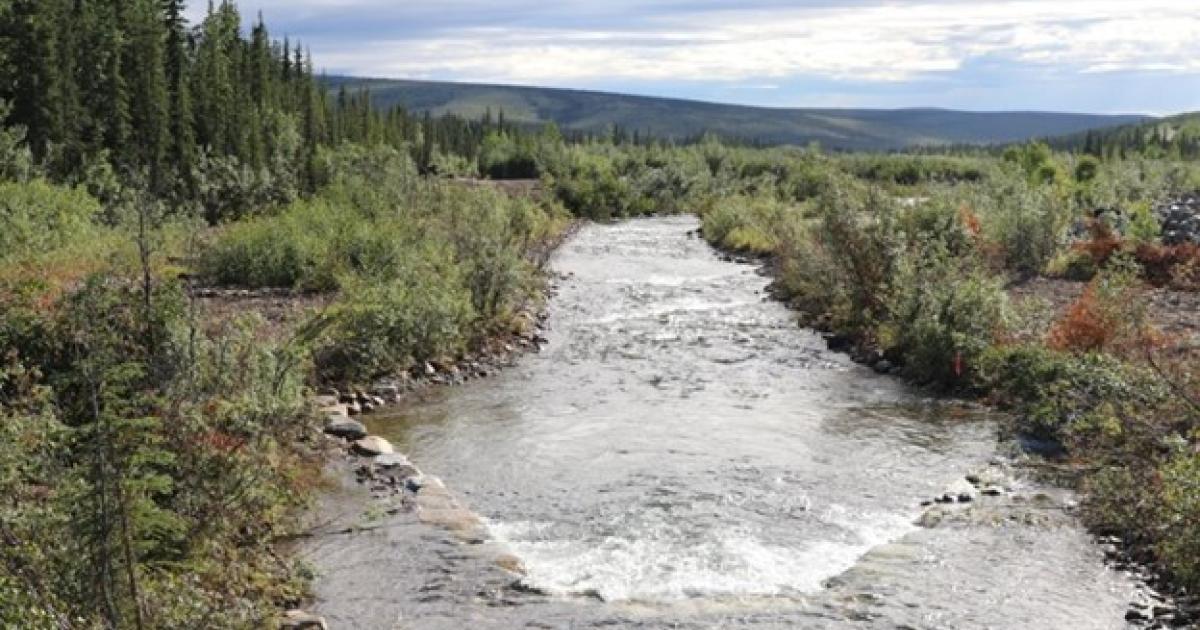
[1,0,1198,627]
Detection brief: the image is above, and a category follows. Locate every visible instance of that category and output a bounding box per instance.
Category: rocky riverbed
[1157,193,1200,245]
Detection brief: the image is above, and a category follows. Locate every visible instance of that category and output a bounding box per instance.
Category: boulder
[374,452,412,469]
[324,417,367,440]
[353,435,395,456]
[943,478,978,503]
[322,404,348,418]
[281,610,327,630]
[312,395,339,408]
[374,453,419,479]
[371,382,400,399]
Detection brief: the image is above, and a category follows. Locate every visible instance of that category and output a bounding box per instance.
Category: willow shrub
[313,268,474,383]
[883,249,1009,386]
[198,209,329,290]
[1157,452,1200,589]
[963,173,1075,277]
[701,194,797,255]
[0,179,103,260]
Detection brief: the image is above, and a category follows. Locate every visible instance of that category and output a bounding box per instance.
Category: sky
[187,0,1200,115]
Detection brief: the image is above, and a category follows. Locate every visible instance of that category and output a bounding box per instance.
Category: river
[302,216,1140,629]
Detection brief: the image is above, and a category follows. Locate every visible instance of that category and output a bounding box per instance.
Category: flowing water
[303,216,1140,629]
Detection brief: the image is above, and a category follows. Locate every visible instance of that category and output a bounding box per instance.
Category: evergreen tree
[3,0,66,160]
[164,0,198,199]
[125,0,171,186]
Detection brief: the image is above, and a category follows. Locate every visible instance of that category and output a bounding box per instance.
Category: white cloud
[203,0,1200,85]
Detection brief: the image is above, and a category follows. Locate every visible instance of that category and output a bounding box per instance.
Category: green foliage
[1046,249,1099,281]
[314,271,474,382]
[478,131,538,179]
[198,143,564,385]
[701,194,794,255]
[551,150,637,220]
[0,270,317,627]
[974,344,1163,441]
[199,210,328,290]
[1073,155,1100,183]
[1157,452,1200,588]
[971,172,1074,276]
[883,249,1008,386]
[0,101,35,182]
[844,154,987,186]
[1126,201,1161,244]
[0,179,101,260]
[1003,141,1062,184]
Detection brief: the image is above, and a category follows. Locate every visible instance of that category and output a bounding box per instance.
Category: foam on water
[486,504,917,604]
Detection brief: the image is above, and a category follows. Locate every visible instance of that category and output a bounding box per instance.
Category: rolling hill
[324,76,1151,151]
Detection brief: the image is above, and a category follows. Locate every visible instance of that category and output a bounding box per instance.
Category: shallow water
[303,216,1138,629]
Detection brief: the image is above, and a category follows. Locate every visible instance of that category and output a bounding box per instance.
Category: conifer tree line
[0,0,553,222]
[1,1,311,196]
[1058,117,1200,161]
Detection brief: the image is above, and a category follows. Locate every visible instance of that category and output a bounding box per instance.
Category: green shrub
[479,131,539,179]
[0,270,316,627]
[1074,155,1101,184]
[972,174,1074,276]
[1157,452,1200,589]
[701,194,795,255]
[198,216,323,289]
[974,344,1163,441]
[1046,249,1098,281]
[883,249,1008,386]
[552,152,635,220]
[1126,201,1161,244]
[313,270,474,382]
[0,179,102,260]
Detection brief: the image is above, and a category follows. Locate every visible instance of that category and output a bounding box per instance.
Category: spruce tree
[4,0,67,161]
[124,0,170,187]
[164,0,198,199]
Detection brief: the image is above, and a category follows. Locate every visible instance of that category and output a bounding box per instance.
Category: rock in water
[281,610,327,630]
[353,435,395,456]
[943,478,979,503]
[374,452,419,476]
[324,417,367,440]
[374,452,412,469]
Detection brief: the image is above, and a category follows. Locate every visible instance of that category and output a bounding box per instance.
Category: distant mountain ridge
[324,76,1152,151]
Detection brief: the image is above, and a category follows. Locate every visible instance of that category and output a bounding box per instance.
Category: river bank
[270,214,581,627]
